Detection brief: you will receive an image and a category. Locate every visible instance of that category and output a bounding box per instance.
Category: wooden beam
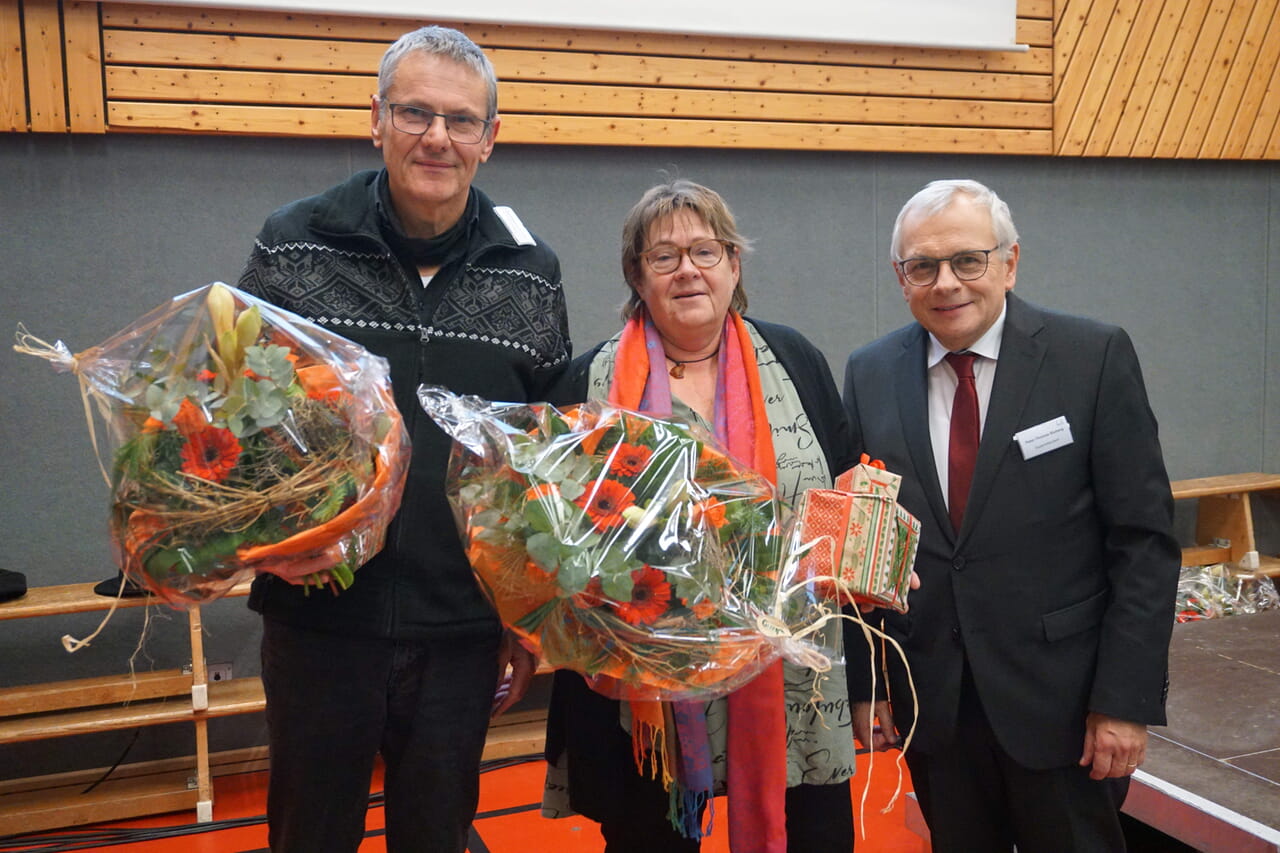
[1058,0,1144,155]
[1220,6,1280,159]
[1195,0,1280,158]
[100,30,1052,102]
[0,0,24,131]
[1129,0,1213,157]
[23,0,67,132]
[64,0,107,132]
[1083,0,1169,156]
[1105,0,1192,156]
[487,49,1051,101]
[106,101,1054,153]
[99,4,1050,73]
[105,67,1052,129]
[1172,0,1255,158]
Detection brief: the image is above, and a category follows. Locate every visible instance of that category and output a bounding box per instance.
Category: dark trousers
[598,772,854,853]
[906,668,1129,852]
[260,618,501,853]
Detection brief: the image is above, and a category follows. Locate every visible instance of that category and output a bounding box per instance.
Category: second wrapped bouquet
[421,387,836,702]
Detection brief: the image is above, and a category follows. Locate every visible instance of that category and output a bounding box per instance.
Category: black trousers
[906,667,1129,852]
[598,771,855,853]
[260,618,501,853]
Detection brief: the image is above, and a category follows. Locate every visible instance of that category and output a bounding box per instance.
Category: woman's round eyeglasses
[641,239,733,274]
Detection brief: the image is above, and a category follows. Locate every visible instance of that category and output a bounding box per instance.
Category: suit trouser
[260,617,502,853]
[906,665,1129,852]
[599,775,855,853]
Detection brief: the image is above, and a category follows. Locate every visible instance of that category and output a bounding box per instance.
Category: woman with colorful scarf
[541,179,876,851]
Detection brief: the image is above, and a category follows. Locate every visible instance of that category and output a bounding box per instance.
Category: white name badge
[1014,416,1073,460]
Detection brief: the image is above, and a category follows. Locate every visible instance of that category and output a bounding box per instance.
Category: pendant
[669,363,685,379]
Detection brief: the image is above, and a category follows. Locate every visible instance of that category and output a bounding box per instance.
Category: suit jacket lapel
[959,293,1046,540]
[894,325,952,541]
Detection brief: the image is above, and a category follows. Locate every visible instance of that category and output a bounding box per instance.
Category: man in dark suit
[842,179,1180,850]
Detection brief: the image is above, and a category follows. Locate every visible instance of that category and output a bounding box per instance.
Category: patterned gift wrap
[792,477,919,612]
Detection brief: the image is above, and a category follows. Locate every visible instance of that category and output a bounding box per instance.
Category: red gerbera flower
[179,426,242,482]
[574,479,636,529]
[616,565,673,626]
[608,442,653,478]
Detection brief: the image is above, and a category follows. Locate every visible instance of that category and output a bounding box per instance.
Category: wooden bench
[0,578,550,835]
[1169,473,1280,577]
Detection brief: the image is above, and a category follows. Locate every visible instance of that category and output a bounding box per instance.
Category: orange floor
[1,752,925,852]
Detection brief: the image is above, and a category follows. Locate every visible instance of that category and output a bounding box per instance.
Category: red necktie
[945,352,979,533]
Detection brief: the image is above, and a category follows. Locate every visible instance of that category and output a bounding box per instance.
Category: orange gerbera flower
[615,565,673,626]
[123,510,167,560]
[689,598,719,620]
[692,498,727,529]
[608,442,653,478]
[171,398,209,438]
[696,445,732,479]
[574,479,636,529]
[524,482,560,502]
[179,426,242,482]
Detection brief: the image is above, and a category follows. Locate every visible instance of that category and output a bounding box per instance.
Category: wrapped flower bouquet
[420,387,833,701]
[17,282,410,606]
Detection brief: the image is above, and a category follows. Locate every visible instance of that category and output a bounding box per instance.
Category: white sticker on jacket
[1014,415,1073,460]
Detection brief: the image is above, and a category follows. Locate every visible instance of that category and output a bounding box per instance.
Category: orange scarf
[608,309,787,853]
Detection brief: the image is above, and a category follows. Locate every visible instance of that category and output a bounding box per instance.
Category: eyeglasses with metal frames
[896,246,1001,287]
[641,239,733,274]
[385,102,492,144]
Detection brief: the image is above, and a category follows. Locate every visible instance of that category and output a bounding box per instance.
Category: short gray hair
[891,179,1019,261]
[378,26,498,120]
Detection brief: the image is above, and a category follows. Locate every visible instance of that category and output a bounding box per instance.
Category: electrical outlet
[208,663,233,682]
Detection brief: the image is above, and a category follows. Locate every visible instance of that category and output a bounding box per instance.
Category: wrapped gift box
[793,461,919,612]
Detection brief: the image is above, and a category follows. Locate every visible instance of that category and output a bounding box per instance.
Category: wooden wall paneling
[495,115,1051,154]
[97,4,1050,75]
[1054,0,1113,154]
[1172,0,1255,158]
[1057,0,1143,155]
[1081,0,1167,156]
[102,30,385,73]
[104,67,1051,131]
[1241,53,1280,158]
[1105,0,1191,155]
[1195,0,1279,158]
[104,66,374,106]
[106,101,366,135]
[486,49,1051,102]
[1021,0,1053,18]
[1129,0,1212,157]
[1151,0,1233,157]
[498,84,1053,129]
[1219,6,1280,158]
[63,1,106,132]
[0,0,25,132]
[22,0,67,132]
[1053,0,1098,98]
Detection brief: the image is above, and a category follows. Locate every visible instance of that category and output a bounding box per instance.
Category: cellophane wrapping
[20,282,410,607]
[420,386,836,702]
[1175,563,1279,622]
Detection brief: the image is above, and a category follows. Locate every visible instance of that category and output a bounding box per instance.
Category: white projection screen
[121,0,1025,52]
